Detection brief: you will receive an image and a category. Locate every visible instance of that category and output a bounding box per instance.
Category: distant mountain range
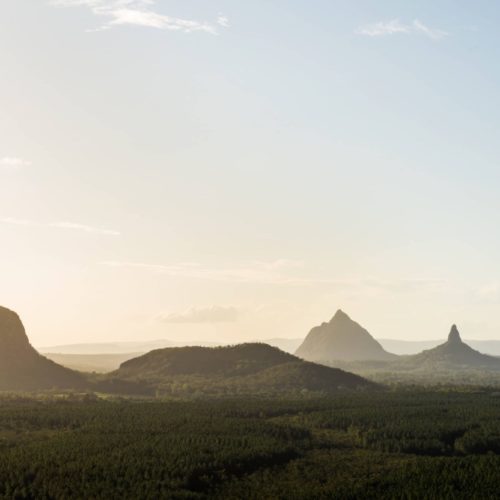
[45,353,143,374]
[7,303,500,392]
[293,312,500,376]
[39,312,500,375]
[40,336,500,359]
[39,337,304,355]
[1,305,376,396]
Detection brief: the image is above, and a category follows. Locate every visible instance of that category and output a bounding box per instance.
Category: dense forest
[2,391,500,498]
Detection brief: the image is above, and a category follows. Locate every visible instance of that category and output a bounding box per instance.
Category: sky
[2,0,500,346]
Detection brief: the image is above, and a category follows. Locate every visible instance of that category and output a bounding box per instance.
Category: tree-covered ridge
[116,343,298,377]
[104,343,376,397]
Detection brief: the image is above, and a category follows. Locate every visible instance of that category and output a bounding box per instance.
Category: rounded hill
[110,342,378,396]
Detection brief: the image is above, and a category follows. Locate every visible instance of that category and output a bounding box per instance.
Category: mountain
[0,306,86,390]
[44,353,142,373]
[106,343,377,396]
[379,338,500,356]
[38,338,303,356]
[295,310,397,363]
[39,340,194,355]
[401,325,500,370]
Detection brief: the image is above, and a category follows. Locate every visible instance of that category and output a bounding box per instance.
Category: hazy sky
[2,1,500,346]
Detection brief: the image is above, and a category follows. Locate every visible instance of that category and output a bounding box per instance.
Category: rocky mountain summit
[295,310,397,363]
[401,324,500,370]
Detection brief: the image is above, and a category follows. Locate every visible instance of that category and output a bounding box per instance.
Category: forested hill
[106,343,377,396]
[117,343,297,378]
[0,306,86,391]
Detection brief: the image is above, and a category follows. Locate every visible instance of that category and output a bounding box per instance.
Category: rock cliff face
[0,306,85,390]
[295,310,397,363]
[447,325,462,344]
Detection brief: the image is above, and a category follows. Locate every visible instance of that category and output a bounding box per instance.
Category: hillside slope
[108,343,377,396]
[0,306,86,391]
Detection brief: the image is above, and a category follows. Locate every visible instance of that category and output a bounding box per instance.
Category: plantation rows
[1,392,500,498]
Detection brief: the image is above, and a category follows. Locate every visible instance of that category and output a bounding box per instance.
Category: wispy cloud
[362,277,445,293]
[356,19,448,40]
[474,283,500,304]
[0,157,32,169]
[102,259,444,293]
[1,217,120,236]
[50,0,228,34]
[48,222,120,236]
[102,260,308,285]
[217,15,230,28]
[157,305,239,324]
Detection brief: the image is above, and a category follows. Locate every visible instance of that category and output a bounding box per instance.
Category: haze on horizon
[2,1,500,347]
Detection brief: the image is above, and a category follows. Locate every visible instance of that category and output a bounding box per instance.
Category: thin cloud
[474,283,500,304]
[0,217,33,226]
[356,19,448,40]
[102,260,444,293]
[48,222,120,236]
[362,278,446,293]
[1,218,120,236]
[102,260,317,285]
[50,0,228,34]
[0,157,32,169]
[217,15,230,28]
[157,306,239,324]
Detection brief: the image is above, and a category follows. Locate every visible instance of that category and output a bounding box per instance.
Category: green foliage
[2,392,500,498]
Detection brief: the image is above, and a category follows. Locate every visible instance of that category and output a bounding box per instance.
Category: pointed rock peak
[330,309,351,323]
[448,324,462,343]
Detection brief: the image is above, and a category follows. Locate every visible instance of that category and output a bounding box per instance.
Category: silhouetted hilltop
[295,310,397,363]
[117,343,296,378]
[108,343,377,396]
[402,325,500,370]
[0,306,85,390]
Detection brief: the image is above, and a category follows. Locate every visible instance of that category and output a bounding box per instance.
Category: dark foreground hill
[295,310,397,363]
[105,343,377,397]
[0,306,86,391]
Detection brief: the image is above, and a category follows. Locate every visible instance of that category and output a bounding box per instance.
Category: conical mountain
[0,306,86,390]
[295,310,397,363]
[403,324,500,370]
